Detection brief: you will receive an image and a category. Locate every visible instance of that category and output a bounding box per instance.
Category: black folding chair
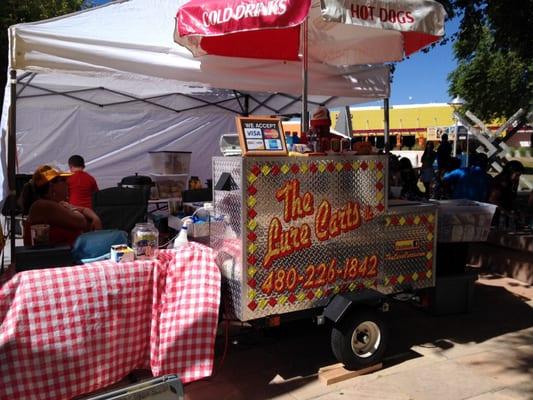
[92,187,149,233]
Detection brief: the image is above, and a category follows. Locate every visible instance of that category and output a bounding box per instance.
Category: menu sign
[236,116,288,156]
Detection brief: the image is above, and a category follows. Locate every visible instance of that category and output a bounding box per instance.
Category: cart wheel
[331,308,388,370]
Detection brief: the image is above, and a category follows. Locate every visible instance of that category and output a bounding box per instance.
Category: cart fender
[322,289,387,324]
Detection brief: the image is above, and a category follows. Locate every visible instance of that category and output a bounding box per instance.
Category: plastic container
[150,173,188,199]
[173,224,189,249]
[187,203,213,239]
[432,200,497,243]
[219,134,242,156]
[131,222,159,259]
[149,151,191,174]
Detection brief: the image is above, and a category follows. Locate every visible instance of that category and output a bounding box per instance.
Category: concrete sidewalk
[185,274,533,400]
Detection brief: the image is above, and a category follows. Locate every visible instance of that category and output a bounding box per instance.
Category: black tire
[331,308,388,370]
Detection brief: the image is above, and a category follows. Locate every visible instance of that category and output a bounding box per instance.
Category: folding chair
[93,187,149,233]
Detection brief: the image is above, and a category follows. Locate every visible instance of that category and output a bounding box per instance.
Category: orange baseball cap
[32,165,72,187]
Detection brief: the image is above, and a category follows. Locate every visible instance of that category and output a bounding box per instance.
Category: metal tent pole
[244,94,250,116]
[301,18,309,135]
[384,98,390,152]
[8,69,17,264]
[452,119,458,157]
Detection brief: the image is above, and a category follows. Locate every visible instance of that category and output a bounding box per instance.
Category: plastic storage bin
[432,200,497,242]
[150,174,188,199]
[149,151,191,174]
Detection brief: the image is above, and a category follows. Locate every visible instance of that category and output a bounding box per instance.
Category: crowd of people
[19,155,101,247]
[390,137,528,226]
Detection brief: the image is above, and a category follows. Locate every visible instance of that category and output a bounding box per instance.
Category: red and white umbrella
[175,0,447,127]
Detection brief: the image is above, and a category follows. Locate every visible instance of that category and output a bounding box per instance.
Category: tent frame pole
[301,17,309,134]
[383,98,390,152]
[16,73,337,117]
[8,69,17,264]
[244,94,250,116]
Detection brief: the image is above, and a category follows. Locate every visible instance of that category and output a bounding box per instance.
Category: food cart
[211,154,437,369]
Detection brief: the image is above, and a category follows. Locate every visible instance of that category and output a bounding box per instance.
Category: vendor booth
[0,0,452,399]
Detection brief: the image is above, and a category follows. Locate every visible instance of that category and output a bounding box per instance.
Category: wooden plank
[318,362,382,386]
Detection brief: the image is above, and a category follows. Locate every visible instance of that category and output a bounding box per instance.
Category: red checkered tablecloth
[0,243,220,399]
[214,238,242,268]
[150,245,220,382]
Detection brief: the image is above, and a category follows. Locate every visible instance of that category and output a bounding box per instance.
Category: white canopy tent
[1,0,391,201]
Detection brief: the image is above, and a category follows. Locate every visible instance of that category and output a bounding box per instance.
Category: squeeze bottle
[173,220,190,249]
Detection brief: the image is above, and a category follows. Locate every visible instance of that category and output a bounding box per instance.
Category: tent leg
[301,18,309,134]
[8,69,17,264]
[244,94,250,116]
[383,98,390,153]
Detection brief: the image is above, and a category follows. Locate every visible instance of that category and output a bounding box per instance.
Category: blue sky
[389,18,459,105]
[89,0,458,106]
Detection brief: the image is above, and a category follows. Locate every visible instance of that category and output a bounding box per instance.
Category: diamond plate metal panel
[213,157,439,321]
[243,156,389,320]
[379,204,437,294]
[212,157,245,320]
[213,156,388,321]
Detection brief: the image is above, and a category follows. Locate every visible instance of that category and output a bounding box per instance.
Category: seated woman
[23,165,102,246]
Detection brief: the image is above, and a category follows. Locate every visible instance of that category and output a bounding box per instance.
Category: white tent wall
[0,66,389,200]
[13,91,238,189]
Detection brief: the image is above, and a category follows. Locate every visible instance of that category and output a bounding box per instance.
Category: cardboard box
[111,244,135,263]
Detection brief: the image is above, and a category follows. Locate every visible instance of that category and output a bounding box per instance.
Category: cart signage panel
[244,156,387,317]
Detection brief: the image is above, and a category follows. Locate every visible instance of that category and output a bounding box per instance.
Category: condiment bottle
[173,222,189,249]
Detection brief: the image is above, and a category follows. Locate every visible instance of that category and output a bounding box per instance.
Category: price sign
[236,116,288,156]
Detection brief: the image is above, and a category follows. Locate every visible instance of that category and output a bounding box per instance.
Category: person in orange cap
[23,165,102,247]
[310,106,334,151]
[310,106,332,134]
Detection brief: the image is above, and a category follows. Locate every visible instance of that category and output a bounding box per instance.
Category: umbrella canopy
[175,0,447,64]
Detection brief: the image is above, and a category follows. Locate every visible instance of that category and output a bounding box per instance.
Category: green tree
[438,0,532,120]
[0,0,87,107]
[448,27,531,121]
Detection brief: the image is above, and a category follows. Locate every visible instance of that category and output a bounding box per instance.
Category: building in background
[283,103,461,149]
[334,103,461,149]
[282,102,529,152]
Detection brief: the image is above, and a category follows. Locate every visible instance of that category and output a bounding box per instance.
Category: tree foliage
[448,27,530,121]
[438,0,532,120]
[0,1,86,106]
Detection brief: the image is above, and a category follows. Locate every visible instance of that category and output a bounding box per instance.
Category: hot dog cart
[211,154,437,369]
